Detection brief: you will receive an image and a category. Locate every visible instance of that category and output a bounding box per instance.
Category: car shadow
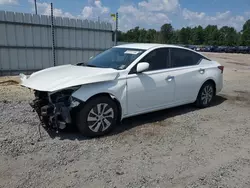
[111,95,227,135]
[45,95,227,141]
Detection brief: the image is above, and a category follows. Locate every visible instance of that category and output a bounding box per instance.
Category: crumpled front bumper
[30,90,80,131]
[20,73,82,131]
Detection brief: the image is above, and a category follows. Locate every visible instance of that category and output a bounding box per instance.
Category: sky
[0,0,250,31]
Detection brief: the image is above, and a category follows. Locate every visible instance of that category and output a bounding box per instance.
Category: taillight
[218,66,224,73]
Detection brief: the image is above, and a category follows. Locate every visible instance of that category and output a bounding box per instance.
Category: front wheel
[76,96,118,137]
[196,82,215,108]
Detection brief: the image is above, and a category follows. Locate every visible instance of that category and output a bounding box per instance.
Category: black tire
[76,96,118,137]
[196,81,215,108]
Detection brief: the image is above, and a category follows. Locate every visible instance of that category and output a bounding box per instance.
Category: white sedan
[20,43,223,137]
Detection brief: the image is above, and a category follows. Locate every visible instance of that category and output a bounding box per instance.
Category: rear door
[169,48,209,103]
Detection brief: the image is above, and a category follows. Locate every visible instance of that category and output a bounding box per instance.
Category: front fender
[72,80,127,115]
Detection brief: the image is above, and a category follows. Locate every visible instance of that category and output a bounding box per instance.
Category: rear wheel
[76,96,118,137]
[196,81,215,108]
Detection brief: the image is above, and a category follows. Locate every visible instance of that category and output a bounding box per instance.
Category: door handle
[199,68,205,74]
[166,76,174,82]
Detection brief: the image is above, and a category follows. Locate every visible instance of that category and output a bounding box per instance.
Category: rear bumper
[216,74,223,94]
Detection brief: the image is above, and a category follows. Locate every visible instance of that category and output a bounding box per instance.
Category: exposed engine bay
[30,87,81,131]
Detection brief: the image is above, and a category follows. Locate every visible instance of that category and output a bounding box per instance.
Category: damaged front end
[30,87,81,131]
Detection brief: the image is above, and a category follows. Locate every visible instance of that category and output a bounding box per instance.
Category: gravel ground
[1,52,250,188]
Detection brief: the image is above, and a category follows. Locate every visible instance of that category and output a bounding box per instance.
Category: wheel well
[205,79,216,94]
[195,79,216,103]
[86,93,122,122]
[203,79,216,95]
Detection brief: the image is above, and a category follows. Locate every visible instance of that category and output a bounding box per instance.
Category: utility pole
[115,12,118,45]
[34,0,37,15]
[110,12,118,46]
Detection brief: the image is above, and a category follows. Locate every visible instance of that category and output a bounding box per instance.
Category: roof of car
[114,43,211,60]
[114,43,186,50]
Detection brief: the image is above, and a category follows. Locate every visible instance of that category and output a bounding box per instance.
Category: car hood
[20,64,119,92]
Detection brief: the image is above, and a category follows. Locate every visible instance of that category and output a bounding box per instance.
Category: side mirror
[136,62,149,73]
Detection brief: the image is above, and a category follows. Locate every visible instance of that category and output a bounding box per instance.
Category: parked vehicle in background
[195,47,201,51]
[203,46,209,52]
[187,45,197,50]
[237,46,250,54]
[225,46,237,53]
[203,46,213,52]
[216,46,227,53]
[20,43,224,137]
[179,45,249,54]
[236,46,243,53]
[247,47,250,54]
[210,46,217,52]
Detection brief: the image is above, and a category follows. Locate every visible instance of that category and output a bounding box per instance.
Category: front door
[126,48,175,116]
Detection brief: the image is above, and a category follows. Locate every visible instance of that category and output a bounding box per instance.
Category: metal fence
[0,11,113,75]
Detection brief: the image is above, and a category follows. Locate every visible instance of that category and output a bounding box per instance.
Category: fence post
[50,3,56,66]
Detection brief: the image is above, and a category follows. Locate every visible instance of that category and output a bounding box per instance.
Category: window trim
[128,47,170,74]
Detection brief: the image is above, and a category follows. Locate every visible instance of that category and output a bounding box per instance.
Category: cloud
[81,0,110,20]
[0,0,18,5]
[27,0,174,31]
[245,11,250,16]
[119,4,171,31]
[182,8,246,30]
[81,7,93,19]
[28,0,110,22]
[28,0,74,18]
[138,0,179,12]
[182,8,206,20]
[26,0,248,32]
[118,0,179,31]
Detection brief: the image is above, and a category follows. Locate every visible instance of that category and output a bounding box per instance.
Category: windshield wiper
[76,62,85,66]
[76,62,98,67]
[85,64,98,68]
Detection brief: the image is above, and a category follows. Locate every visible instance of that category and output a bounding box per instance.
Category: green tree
[204,25,218,45]
[117,30,123,41]
[160,23,174,43]
[211,28,221,45]
[243,19,250,31]
[124,26,141,42]
[146,29,157,42]
[219,26,238,46]
[138,28,147,42]
[178,27,192,44]
[117,21,248,46]
[241,30,250,45]
[171,30,179,44]
[191,26,204,45]
[241,19,250,45]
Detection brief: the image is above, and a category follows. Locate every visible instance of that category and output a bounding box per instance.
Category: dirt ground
[0,52,250,188]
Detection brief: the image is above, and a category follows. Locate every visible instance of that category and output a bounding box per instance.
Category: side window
[170,48,202,68]
[140,48,169,71]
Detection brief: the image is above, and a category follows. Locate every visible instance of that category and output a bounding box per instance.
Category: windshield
[86,48,145,70]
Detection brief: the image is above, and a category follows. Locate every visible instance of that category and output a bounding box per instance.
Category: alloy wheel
[87,103,114,132]
[201,85,214,105]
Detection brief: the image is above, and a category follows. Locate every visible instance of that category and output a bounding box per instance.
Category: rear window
[170,48,206,68]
